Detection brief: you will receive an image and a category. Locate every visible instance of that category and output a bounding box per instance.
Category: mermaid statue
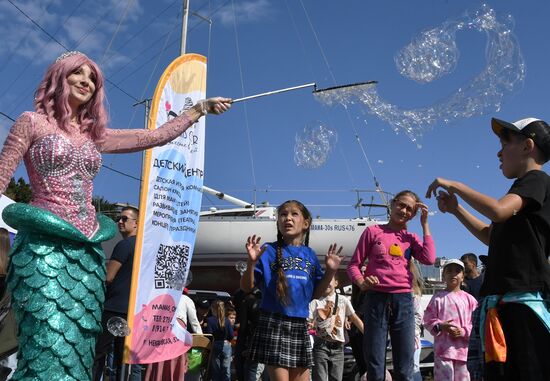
[0,51,231,381]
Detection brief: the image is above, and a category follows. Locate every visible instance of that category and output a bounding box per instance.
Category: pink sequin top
[0,111,195,238]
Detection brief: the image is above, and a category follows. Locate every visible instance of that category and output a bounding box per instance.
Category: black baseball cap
[196,299,210,309]
[491,117,550,161]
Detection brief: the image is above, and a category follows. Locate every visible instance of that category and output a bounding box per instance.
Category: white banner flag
[124,54,207,364]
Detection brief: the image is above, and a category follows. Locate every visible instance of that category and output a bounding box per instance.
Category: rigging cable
[109,1,227,85]
[123,8,180,130]
[205,1,213,65]
[99,0,136,65]
[100,5,180,183]
[103,0,216,182]
[297,0,388,206]
[230,0,258,206]
[0,0,57,74]
[3,0,229,185]
[0,0,87,104]
[4,0,130,114]
[102,0,180,63]
[5,0,139,111]
[282,0,357,188]
[0,111,141,182]
[72,1,125,49]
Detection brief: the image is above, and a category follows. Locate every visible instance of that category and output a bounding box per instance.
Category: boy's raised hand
[426,177,455,199]
[325,243,344,271]
[436,190,459,214]
[245,235,266,263]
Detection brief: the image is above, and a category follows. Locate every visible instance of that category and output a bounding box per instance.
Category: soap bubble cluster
[235,261,247,275]
[107,316,131,337]
[294,122,338,169]
[395,26,459,83]
[316,4,525,145]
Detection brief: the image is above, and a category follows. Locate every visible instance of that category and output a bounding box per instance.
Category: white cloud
[0,0,144,65]
[104,0,144,23]
[0,1,55,59]
[216,0,274,27]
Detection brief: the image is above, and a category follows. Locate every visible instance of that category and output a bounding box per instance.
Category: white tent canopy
[0,195,16,233]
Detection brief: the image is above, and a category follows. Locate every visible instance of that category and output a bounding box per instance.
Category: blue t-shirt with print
[255,242,324,318]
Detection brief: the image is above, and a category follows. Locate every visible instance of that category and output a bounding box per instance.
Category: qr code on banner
[154,243,190,289]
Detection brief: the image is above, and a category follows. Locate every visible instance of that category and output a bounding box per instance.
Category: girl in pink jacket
[347,190,435,381]
[423,259,478,381]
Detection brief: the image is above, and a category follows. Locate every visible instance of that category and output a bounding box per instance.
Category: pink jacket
[347,224,435,293]
[423,290,478,361]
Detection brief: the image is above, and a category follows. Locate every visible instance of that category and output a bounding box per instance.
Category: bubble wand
[231,81,377,103]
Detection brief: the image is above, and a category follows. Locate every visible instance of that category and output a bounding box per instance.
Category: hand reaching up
[435,190,459,214]
[325,243,344,271]
[245,235,266,263]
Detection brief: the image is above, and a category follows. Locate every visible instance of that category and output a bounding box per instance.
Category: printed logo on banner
[165,97,200,153]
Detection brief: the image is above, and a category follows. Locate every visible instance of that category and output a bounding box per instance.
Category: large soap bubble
[316,4,525,145]
[294,122,338,169]
[235,261,247,276]
[107,316,131,337]
[395,25,459,83]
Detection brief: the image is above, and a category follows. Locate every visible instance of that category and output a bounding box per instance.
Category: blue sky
[1,0,549,261]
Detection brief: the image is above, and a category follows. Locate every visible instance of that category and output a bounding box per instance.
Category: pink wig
[34,53,108,142]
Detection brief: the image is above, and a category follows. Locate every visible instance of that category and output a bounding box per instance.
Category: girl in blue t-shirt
[240,200,343,381]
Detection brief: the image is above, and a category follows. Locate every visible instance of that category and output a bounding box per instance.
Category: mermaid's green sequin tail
[3,204,116,381]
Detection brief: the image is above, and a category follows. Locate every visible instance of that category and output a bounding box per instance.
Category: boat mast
[180,0,190,55]
[202,186,254,208]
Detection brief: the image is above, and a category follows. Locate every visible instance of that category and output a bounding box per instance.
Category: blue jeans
[412,347,422,381]
[211,340,232,381]
[362,291,415,381]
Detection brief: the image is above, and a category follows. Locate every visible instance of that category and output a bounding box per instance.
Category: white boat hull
[190,206,382,290]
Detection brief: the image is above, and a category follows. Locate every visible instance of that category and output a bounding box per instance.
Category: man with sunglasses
[93,206,141,381]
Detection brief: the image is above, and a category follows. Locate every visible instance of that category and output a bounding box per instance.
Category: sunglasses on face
[116,215,136,223]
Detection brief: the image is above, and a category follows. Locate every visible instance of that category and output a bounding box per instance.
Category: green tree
[92,196,119,221]
[5,177,32,203]
[3,178,120,221]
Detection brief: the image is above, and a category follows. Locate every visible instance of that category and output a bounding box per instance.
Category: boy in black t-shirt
[426,117,550,381]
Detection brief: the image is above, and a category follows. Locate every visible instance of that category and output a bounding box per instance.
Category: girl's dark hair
[275,200,312,305]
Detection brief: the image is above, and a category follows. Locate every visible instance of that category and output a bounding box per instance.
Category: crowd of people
[0,48,549,381]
